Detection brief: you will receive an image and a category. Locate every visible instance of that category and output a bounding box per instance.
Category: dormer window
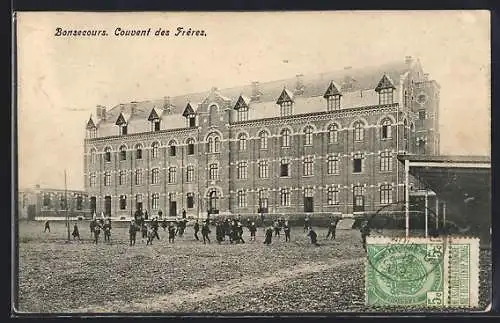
[168,140,177,157]
[276,88,294,117]
[86,116,98,138]
[115,112,129,136]
[375,74,396,105]
[182,103,196,128]
[234,95,250,122]
[324,81,342,111]
[148,107,161,131]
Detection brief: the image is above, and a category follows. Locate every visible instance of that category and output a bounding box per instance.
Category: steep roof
[182,103,195,117]
[97,59,410,127]
[375,74,396,92]
[323,81,342,98]
[147,107,162,121]
[234,95,251,110]
[86,116,96,129]
[276,88,295,104]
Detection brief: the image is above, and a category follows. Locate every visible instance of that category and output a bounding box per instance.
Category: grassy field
[16,220,491,313]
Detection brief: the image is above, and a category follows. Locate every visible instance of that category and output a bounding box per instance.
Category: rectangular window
[327,186,340,205]
[327,155,340,175]
[259,190,269,210]
[259,160,269,178]
[121,125,128,135]
[168,167,177,183]
[169,146,176,157]
[119,170,127,185]
[119,195,127,210]
[76,195,83,210]
[209,164,219,180]
[237,107,249,122]
[303,157,314,176]
[136,148,142,159]
[280,188,291,206]
[327,96,341,111]
[419,110,426,120]
[151,193,159,210]
[89,173,96,187]
[238,161,248,179]
[280,160,290,177]
[104,172,111,186]
[187,193,194,209]
[237,190,247,207]
[189,117,196,128]
[380,185,393,204]
[135,169,143,185]
[280,102,293,116]
[380,151,393,172]
[152,168,160,184]
[186,166,194,182]
[353,154,363,173]
[379,89,394,105]
[154,120,161,131]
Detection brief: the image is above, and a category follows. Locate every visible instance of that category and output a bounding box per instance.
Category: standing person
[193,220,200,241]
[248,222,257,241]
[129,220,137,246]
[93,222,101,244]
[168,223,176,243]
[215,221,224,244]
[161,218,168,231]
[308,228,320,246]
[273,220,281,237]
[304,216,310,233]
[151,217,160,240]
[201,221,211,244]
[103,219,112,242]
[236,221,245,244]
[72,223,80,240]
[141,221,148,241]
[144,210,149,220]
[146,224,155,246]
[44,220,50,233]
[182,209,187,219]
[284,221,291,242]
[360,220,371,251]
[263,226,273,245]
[326,217,339,240]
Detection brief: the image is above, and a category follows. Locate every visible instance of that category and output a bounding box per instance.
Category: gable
[148,108,160,121]
[182,103,195,117]
[276,88,294,104]
[323,81,342,98]
[375,74,396,92]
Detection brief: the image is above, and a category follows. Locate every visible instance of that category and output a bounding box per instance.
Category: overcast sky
[17,11,490,190]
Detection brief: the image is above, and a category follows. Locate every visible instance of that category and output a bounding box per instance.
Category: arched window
[207,133,221,153]
[135,144,143,159]
[104,147,112,162]
[209,104,218,125]
[186,165,194,182]
[353,121,365,141]
[280,129,291,147]
[303,126,314,146]
[151,142,160,159]
[135,169,143,185]
[327,124,339,144]
[381,118,392,139]
[238,133,247,151]
[168,140,177,157]
[119,170,127,185]
[90,148,97,164]
[186,138,195,155]
[259,130,269,149]
[208,189,219,212]
[119,145,127,161]
[168,167,177,183]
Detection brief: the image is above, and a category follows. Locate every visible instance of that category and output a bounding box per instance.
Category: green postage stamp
[365,237,479,308]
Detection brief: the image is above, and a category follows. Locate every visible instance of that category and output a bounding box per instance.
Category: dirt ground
[15,220,491,313]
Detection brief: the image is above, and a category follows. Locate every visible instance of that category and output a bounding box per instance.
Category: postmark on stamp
[365,236,479,308]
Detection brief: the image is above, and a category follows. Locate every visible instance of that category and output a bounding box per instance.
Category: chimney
[295,74,305,95]
[96,105,106,120]
[251,81,261,101]
[130,101,138,114]
[405,56,413,65]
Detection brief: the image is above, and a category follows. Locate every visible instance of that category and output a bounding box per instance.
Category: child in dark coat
[308,228,320,246]
[264,227,273,245]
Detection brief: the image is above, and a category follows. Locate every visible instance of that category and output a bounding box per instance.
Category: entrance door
[304,197,314,213]
[104,196,112,217]
[169,201,177,217]
[136,202,143,213]
[208,190,219,214]
[90,197,97,214]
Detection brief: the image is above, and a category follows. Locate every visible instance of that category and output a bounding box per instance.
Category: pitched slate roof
[182,103,195,117]
[234,95,251,110]
[374,74,396,92]
[96,59,410,129]
[86,116,96,129]
[323,81,342,98]
[147,107,162,121]
[276,88,295,104]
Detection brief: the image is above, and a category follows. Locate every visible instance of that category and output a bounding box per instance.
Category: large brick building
[83,56,440,219]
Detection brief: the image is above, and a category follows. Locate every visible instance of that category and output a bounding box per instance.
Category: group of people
[43,212,372,250]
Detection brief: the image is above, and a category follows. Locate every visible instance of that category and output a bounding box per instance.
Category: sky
[16,11,491,190]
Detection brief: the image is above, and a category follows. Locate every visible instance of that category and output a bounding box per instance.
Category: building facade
[18,185,91,220]
[83,56,440,219]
